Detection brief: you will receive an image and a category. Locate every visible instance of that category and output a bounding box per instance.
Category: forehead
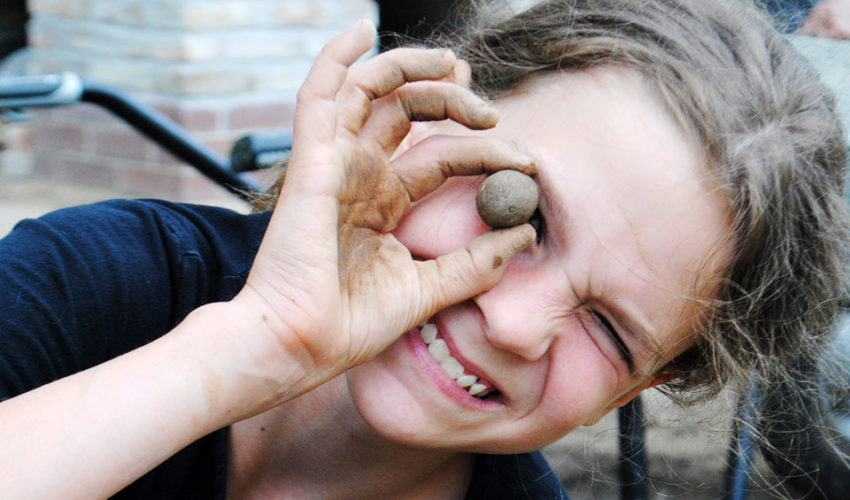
[496,67,732,366]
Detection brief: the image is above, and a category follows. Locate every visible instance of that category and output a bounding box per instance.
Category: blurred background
[1,1,848,498]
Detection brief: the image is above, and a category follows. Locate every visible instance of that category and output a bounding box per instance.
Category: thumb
[417,224,536,316]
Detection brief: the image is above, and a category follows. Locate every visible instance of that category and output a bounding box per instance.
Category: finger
[288,20,377,170]
[442,59,472,88]
[335,48,460,136]
[392,135,537,201]
[272,21,376,245]
[415,224,536,320]
[360,81,499,154]
[348,47,459,100]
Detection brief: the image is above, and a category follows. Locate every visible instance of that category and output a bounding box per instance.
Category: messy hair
[257,0,849,411]
[443,0,848,404]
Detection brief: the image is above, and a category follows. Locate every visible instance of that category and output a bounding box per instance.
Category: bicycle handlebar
[0,72,260,201]
[0,72,83,108]
[230,130,292,173]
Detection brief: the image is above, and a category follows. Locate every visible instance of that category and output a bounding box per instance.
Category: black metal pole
[619,396,649,500]
[80,79,258,201]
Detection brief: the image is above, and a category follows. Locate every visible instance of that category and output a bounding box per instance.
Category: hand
[797,0,850,39]
[235,20,536,403]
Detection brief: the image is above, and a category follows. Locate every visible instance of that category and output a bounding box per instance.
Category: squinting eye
[592,311,633,369]
[528,209,545,243]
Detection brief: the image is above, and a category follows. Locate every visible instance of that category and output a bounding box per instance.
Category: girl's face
[346,67,731,453]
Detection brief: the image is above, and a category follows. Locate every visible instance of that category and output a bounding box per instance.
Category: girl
[0,0,846,498]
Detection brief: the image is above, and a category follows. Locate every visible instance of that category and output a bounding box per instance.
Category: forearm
[0,301,300,500]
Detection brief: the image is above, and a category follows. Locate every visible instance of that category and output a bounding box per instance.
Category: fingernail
[475,99,499,123]
[506,150,537,174]
[518,152,537,168]
[521,224,536,248]
[498,224,536,256]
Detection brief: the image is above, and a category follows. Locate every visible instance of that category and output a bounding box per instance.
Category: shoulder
[6,198,270,283]
[0,199,270,398]
[12,198,267,247]
[2,197,272,313]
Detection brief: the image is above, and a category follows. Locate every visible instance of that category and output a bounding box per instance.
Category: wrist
[175,296,324,429]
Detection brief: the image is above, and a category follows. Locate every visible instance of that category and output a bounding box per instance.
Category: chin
[344,365,523,454]
[344,357,440,447]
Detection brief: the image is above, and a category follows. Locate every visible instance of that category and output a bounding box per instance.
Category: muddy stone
[476,169,539,228]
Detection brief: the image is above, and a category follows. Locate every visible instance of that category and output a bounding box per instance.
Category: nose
[393,174,560,361]
[475,266,559,361]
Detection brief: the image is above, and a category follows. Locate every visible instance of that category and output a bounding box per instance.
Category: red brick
[31,153,120,191]
[93,127,151,160]
[152,145,185,166]
[64,103,116,123]
[154,104,179,123]
[148,139,228,169]
[202,134,240,157]
[227,102,294,130]
[154,103,220,132]
[180,108,220,132]
[159,69,252,95]
[123,167,184,198]
[30,123,85,150]
[178,169,242,200]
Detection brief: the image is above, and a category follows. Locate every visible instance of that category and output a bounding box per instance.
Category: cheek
[534,339,624,432]
[394,176,490,257]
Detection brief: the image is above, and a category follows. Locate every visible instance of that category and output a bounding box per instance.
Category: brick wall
[6,0,378,199]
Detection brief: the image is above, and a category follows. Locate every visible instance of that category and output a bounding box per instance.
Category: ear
[582,372,673,426]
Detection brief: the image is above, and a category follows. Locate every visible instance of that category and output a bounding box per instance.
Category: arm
[0,21,535,499]
[0,200,264,498]
[0,304,252,498]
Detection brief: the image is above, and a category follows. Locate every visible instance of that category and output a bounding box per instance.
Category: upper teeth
[420,323,491,398]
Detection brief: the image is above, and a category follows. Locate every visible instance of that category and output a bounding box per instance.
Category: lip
[436,320,499,392]
[403,319,503,409]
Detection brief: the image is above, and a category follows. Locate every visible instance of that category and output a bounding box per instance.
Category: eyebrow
[604,302,665,376]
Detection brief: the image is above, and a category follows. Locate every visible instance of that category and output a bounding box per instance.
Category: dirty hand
[233,20,536,404]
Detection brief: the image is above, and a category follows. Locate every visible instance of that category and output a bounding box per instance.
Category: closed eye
[592,311,633,370]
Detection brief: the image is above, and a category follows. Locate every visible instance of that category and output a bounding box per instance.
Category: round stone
[476,170,539,228]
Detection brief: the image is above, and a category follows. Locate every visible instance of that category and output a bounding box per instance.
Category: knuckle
[464,246,490,278]
[317,41,337,60]
[295,88,313,105]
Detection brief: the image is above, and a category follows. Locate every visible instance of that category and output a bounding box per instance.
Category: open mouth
[419,321,501,400]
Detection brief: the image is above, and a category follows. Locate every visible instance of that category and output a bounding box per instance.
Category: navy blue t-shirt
[0,199,567,499]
